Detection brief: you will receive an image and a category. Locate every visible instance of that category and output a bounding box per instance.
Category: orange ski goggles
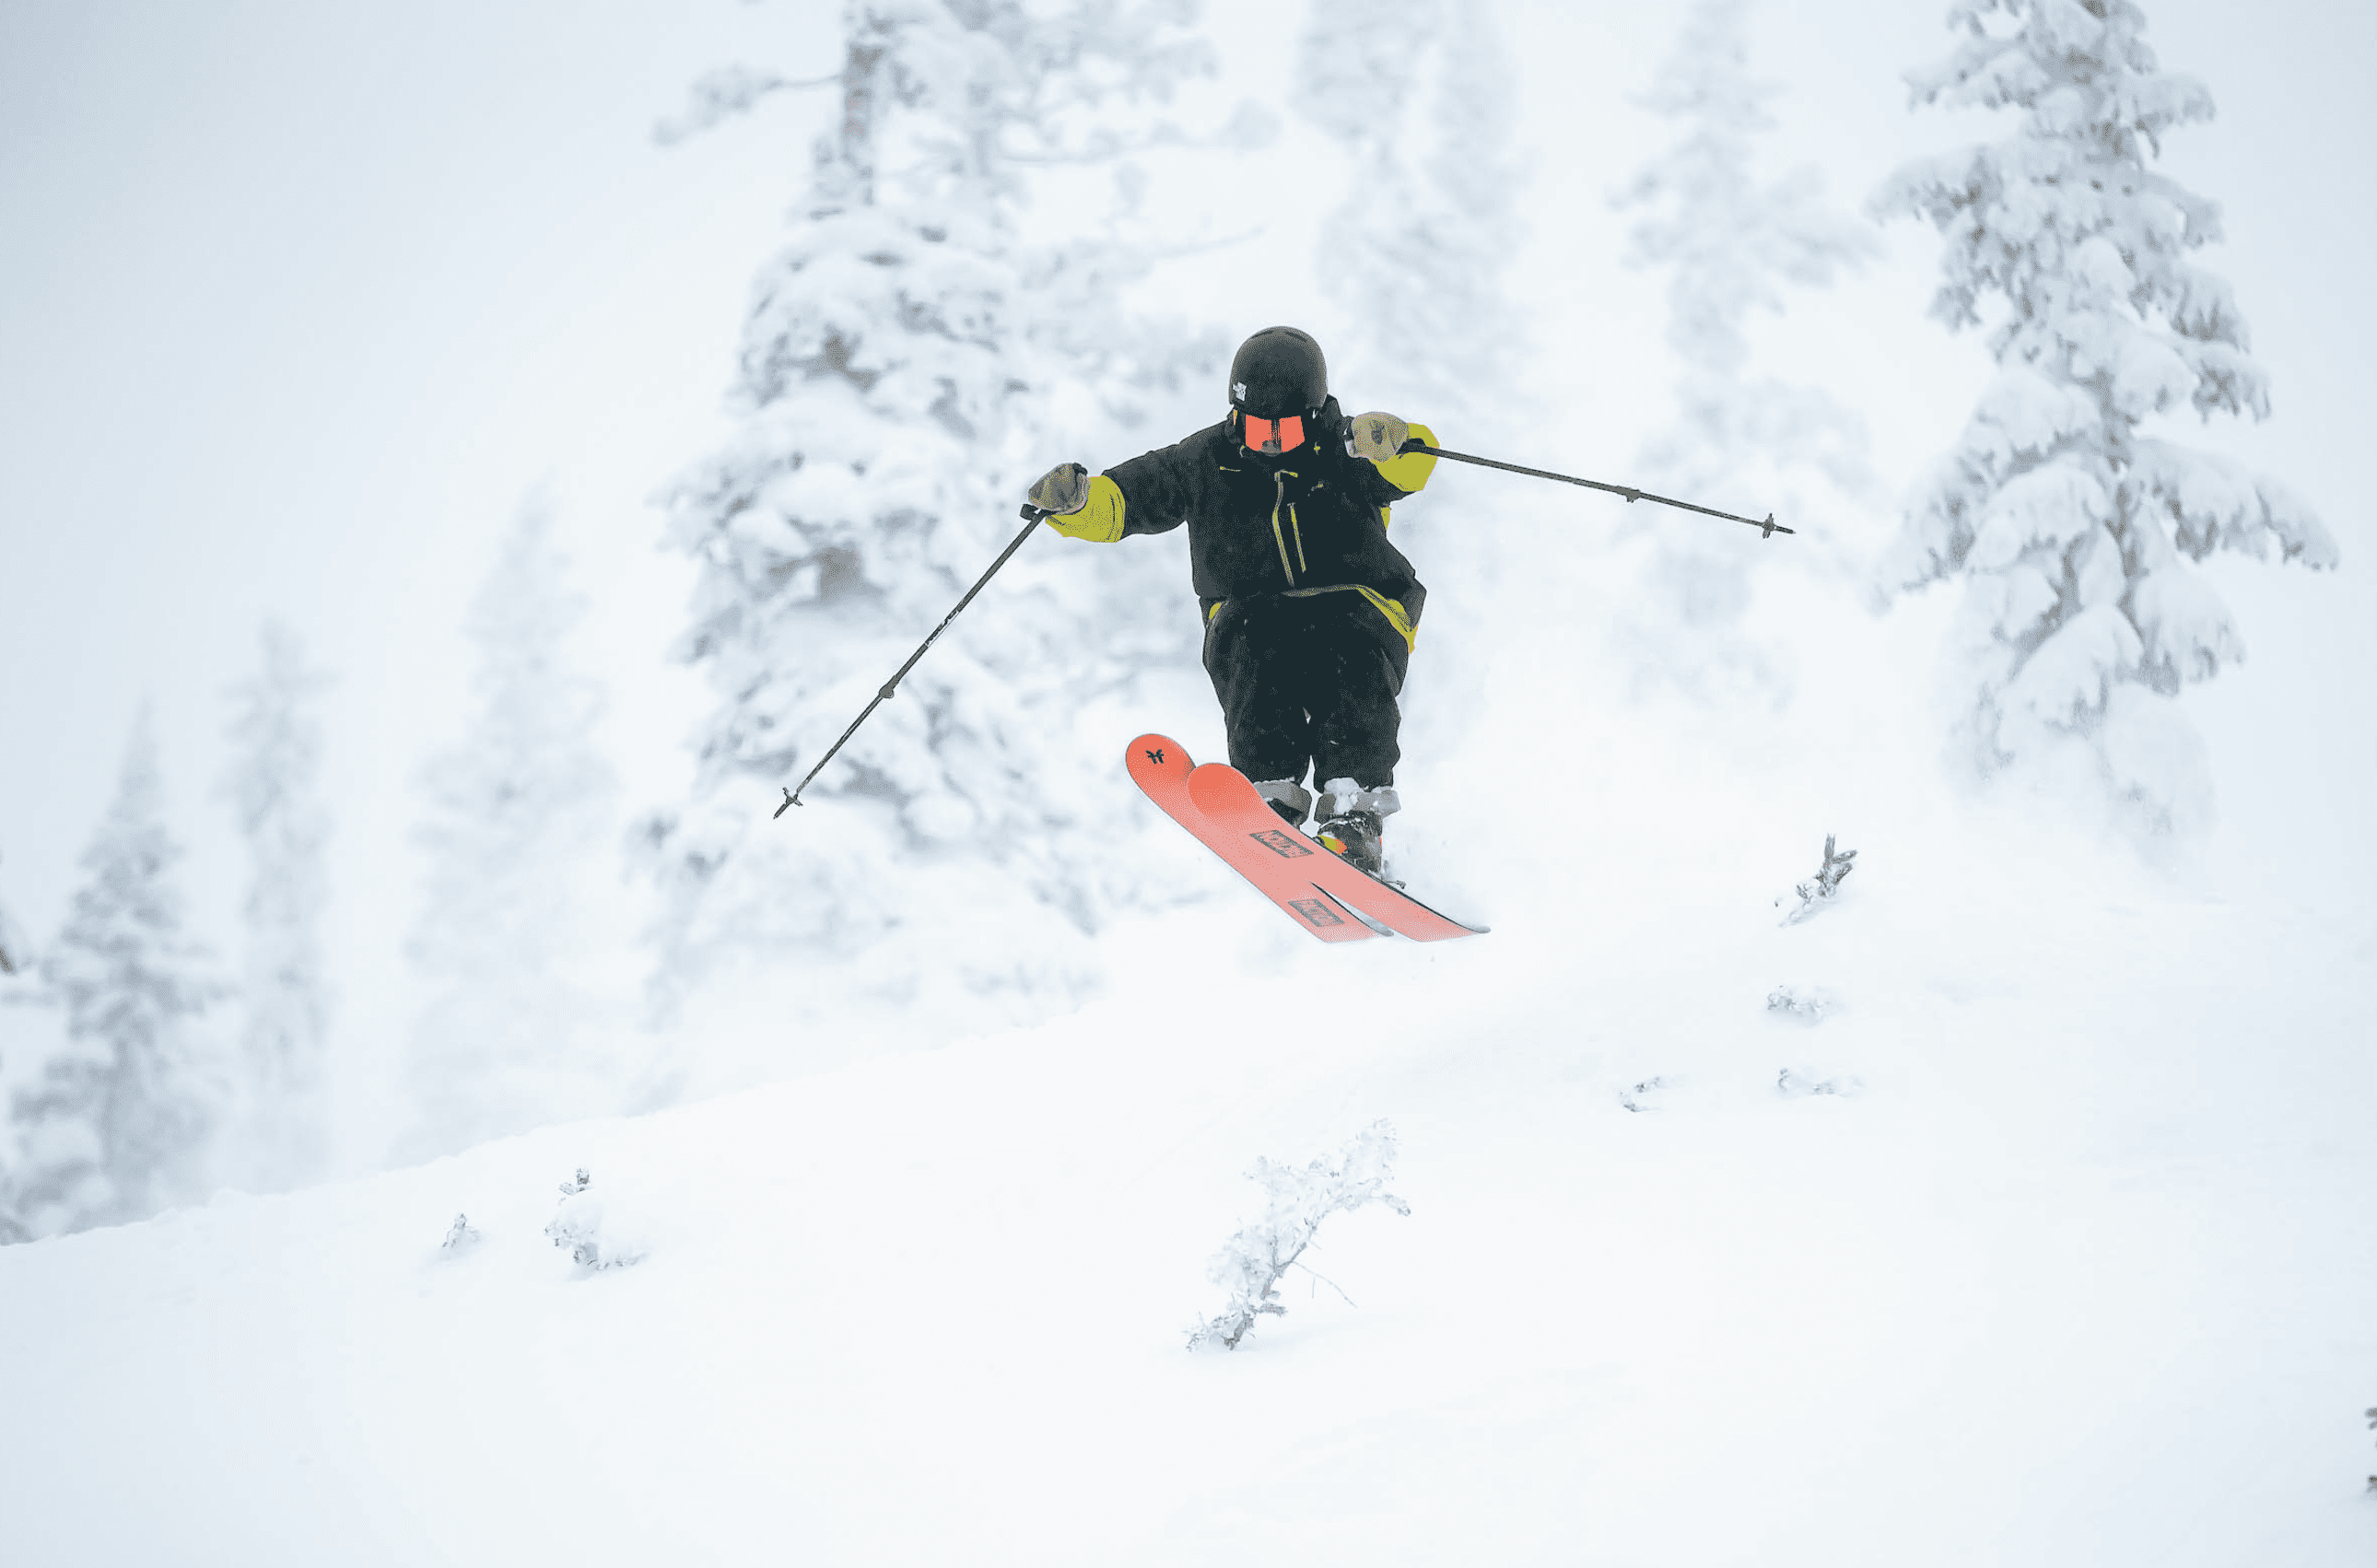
[1238,412,1306,455]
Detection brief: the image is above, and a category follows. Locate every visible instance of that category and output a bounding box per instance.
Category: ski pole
[1400,441,1793,539]
[776,504,1052,817]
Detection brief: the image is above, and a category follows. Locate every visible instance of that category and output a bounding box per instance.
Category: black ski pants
[1201,591,1407,790]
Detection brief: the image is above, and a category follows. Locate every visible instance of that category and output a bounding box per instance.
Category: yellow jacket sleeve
[1043,474,1127,542]
[1372,422,1437,495]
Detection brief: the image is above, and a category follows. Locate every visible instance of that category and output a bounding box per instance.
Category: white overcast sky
[2,0,2369,1125]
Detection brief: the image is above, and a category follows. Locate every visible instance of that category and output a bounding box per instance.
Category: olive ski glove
[1345,412,1411,463]
[1027,462,1090,514]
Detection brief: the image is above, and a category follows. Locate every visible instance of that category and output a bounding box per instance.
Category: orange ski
[1126,733,1486,943]
[1185,762,1486,942]
[1126,734,1376,942]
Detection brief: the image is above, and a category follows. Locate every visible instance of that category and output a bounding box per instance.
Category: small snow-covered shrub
[1777,1067,1862,1099]
[439,1213,481,1254]
[1766,985,1839,1024]
[1188,1121,1410,1352]
[544,1167,646,1271]
[1618,1077,1669,1114]
[1776,836,1856,925]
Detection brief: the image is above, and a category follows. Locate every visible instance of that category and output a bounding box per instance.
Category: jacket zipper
[1270,468,1301,585]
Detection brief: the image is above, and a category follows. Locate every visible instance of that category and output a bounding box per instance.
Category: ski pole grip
[1020,503,1053,522]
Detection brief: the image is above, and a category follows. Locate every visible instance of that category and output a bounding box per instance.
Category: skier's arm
[1027,441,1199,544]
[1102,430,1212,539]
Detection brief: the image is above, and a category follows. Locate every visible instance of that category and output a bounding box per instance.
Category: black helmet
[1229,326,1328,420]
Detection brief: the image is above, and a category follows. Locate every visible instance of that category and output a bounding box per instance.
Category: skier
[1026,325,1435,877]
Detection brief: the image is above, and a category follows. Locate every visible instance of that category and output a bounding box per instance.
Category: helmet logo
[1232,380,1247,403]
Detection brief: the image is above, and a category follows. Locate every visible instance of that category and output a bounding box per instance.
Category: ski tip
[1126,733,1189,772]
[1125,734,1195,806]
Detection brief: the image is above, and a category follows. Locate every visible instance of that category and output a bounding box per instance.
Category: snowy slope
[4,3,2372,1560]
[6,634,2371,1564]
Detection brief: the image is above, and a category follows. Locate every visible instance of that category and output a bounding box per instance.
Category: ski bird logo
[1143,746,1165,765]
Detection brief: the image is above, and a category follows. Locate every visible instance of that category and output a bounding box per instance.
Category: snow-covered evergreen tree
[221,620,333,1188]
[1874,0,2336,830]
[1612,0,1878,704]
[406,498,619,1158]
[10,711,224,1235]
[0,851,27,978]
[635,1,1224,1022]
[1291,0,1527,760]
[1295,0,1523,424]
[0,855,24,978]
[0,849,41,1242]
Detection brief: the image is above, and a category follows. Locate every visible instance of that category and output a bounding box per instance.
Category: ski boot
[1250,778,1312,831]
[1315,779,1399,881]
[1316,810,1386,877]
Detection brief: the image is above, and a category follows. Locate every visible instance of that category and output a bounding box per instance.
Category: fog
[2,0,2368,1169]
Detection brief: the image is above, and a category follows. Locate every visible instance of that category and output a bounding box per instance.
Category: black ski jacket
[1101,397,1436,649]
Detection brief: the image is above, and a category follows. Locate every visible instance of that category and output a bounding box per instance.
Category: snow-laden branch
[1188,1121,1410,1352]
[652,65,837,146]
[1776,835,1856,926]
